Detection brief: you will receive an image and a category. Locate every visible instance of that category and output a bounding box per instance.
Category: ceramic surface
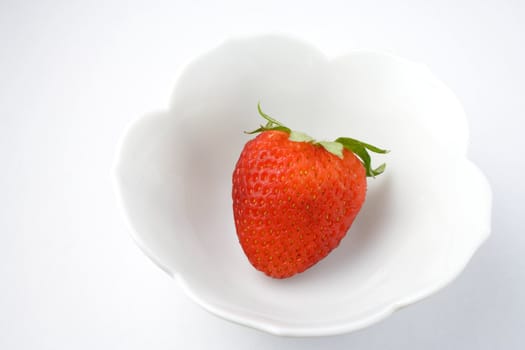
[113,35,491,336]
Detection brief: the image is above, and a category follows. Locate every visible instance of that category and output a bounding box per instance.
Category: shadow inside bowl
[314,174,394,277]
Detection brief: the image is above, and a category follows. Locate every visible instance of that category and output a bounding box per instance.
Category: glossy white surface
[114,37,490,336]
[1,0,523,348]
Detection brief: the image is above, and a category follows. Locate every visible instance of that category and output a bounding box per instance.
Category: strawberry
[232,104,388,278]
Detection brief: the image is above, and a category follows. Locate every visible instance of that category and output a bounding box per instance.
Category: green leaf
[246,104,389,177]
[318,141,344,158]
[257,102,283,126]
[289,131,314,142]
[336,137,389,154]
[245,125,290,134]
[335,137,389,177]
[245,103,291,134]
[372,163,387,176]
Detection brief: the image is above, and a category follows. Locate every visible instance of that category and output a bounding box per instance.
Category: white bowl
[113,35,491,336]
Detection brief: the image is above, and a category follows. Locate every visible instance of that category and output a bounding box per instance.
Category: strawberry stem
[247,103,389,177]
[245,103,291,134]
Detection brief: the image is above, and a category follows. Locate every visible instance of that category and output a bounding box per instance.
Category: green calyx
[245,103,292,134]
[333,137,388,177]
[246,103,389,177]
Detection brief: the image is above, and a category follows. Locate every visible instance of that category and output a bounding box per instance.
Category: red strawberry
[232,104,388,278]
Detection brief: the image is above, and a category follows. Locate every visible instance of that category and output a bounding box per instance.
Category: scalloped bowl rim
[112,36,492,337]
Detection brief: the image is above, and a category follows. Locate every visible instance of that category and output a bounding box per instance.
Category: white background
[1,0,523,349]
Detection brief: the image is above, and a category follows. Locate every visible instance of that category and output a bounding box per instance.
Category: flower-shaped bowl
[113,35,491,336]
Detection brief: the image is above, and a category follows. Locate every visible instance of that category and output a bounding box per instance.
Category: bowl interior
[114,36,491,335]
